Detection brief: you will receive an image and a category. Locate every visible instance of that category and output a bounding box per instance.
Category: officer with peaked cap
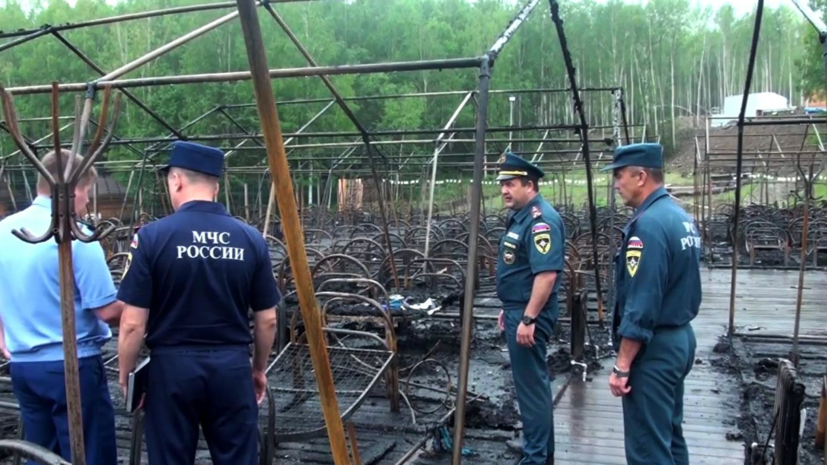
[495,152,565,465]
[117,141,281,465]
[601,143,701,465]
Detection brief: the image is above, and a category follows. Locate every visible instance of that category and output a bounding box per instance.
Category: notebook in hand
[126,357,150,413]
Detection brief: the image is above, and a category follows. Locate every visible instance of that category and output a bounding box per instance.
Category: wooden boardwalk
[538,268,826,465]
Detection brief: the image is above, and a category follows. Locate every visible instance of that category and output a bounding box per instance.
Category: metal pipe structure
[451,56,491,465]
[98,11,241,83]
[50,31,184,138]
[728,0,764,336]
[262,2,401,292]
[452,4,542,463]
[37,134,611,149]
[549,0,606,325]
[233,1,350,463]
[5,58,485,95]
[0,1,320,40]
[424,92,475,258]
[0,28,51,53]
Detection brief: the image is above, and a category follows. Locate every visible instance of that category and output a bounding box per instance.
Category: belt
[150,344,248,355]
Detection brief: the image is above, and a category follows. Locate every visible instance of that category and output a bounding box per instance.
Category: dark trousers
[504,309,554,465]
[10,355,117,465]
[622,324,697,465]
[145,347,258,465]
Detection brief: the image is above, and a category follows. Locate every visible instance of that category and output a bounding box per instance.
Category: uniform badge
[532,222,550,234]
[503,250,515,265]
[503,241,517,249]
[130,234,139,249]
[507,231,520,240]
[534,233,551,254]
[531,206,542,219]
[626,236,643,277]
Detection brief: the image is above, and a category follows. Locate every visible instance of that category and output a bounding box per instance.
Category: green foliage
[0,0,812,190]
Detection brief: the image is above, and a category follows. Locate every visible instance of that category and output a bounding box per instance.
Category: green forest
[0,0,825,186]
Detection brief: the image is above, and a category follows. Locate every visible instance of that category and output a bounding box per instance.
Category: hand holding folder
[126,357,150,413]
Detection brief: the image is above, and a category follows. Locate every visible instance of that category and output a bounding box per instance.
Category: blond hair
[36,149,98,192]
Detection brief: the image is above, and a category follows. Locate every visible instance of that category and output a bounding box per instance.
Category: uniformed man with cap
[495,152,565,465]
[602,143,701,465]
[117,141,281,465]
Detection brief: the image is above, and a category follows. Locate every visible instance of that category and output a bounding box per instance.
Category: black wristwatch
[612,365,630,378]
[521,315,536,325]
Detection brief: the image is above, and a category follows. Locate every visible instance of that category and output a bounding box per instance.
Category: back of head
[36,149,97,195]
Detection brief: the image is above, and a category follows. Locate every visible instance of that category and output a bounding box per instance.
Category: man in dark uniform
[602,143,701,465]
[117,141,281,465]
[495,152,565,465]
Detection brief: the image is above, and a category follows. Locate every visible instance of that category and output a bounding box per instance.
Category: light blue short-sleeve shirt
[0,196,116,362]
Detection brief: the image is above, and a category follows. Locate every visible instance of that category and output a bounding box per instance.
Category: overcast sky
[6,0,794,17]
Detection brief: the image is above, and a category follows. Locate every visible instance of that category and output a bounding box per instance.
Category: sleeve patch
[627,236,643,250]
[130,234,139,249]
[534,233,551,254]
[626,250,641,277]
[532,223,550,234]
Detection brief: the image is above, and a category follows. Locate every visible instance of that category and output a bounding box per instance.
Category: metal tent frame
[0,1,636,464]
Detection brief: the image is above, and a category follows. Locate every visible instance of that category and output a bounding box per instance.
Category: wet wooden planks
[700,268,827,337]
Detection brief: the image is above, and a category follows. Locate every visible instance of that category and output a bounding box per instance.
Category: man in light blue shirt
[0,149,122,465]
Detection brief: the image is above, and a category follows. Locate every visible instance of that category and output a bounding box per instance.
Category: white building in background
[711,92,792,127]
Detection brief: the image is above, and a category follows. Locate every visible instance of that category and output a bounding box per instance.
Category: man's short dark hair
[625,165,664,184]
[517,175,540,192]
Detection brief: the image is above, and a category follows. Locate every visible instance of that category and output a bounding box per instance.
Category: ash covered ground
[711,334,826,465]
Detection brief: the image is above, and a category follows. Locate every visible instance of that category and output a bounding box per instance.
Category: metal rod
[791,0,827,36]
[1,2,238,39]
[729,0,764,336]
[618,90,631,145]
[0,28,51,53]
[6,57,485,95]
[791,183,809,368]
[50,31,184,138]
[263,2,400,292]
[739,118,827,126]
[487,0,541,60]
[451,57,491,465]
[38,134,611,148]
[99,11,240,82]
[424,92,474,259]
[549,0,606,325]
[233,1,350,463]
[220,87,633,109]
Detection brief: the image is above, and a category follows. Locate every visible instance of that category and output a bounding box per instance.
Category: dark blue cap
[496,151,545,181]
[600,143,663,172]
[160,141,224,178]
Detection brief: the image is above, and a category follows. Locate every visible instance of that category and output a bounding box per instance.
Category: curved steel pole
[233,1,350,464]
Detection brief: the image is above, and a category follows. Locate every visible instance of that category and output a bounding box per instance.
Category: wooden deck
[409,268,827,465]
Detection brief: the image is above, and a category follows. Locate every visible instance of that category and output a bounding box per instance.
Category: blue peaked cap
[600,143,663,172]
[160,141,225,178]
[496,151,545,181]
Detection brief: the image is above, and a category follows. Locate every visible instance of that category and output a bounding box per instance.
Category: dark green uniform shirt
[612,187,702,346]
[496,194,566,321]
